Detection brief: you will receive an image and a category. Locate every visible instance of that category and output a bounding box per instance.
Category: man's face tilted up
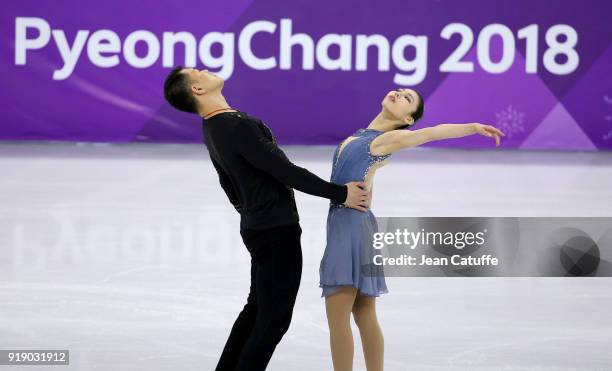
[184,68,225,97]
[163,66,228,115]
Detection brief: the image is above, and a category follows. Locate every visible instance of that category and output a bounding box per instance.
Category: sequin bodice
[330,129,391,208]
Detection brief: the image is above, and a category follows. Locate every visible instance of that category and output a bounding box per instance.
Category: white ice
[1,142,611,370]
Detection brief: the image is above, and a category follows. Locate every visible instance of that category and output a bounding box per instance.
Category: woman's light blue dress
[319,128,391,298]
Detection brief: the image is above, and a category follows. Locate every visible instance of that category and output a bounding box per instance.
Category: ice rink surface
[1,142,611,371]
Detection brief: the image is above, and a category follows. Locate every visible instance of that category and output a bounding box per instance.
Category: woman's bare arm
[371,123,504,155]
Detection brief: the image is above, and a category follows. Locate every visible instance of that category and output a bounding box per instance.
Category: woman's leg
[352,294,384,371]
[325,286,358,371]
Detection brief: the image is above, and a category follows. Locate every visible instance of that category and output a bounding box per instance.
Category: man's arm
[210,157,242,212]
[232,121,349,203]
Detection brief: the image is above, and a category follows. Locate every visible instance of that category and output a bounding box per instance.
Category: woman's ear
[403,115,414,125]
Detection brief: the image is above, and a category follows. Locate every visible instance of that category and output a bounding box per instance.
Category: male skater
[163,66,370,370]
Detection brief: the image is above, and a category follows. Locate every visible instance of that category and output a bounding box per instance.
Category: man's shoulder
[216,110,262,125]
[235,112,263,126]
[204,112,270,147]
[229,113,268,137]
[203,114,246,138]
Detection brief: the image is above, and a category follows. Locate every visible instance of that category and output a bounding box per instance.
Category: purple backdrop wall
[1,0,611,150]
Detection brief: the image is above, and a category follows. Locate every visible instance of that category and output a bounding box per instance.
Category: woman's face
[381,88,420,125]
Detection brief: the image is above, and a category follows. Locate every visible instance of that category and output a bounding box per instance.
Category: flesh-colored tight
[325,286,384,371]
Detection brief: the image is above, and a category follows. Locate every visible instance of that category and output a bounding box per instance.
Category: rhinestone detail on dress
[330,130,391,210]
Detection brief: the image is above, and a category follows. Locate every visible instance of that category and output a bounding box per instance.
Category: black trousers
[215,223,303,371]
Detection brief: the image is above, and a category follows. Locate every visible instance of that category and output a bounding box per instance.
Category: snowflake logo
[603,95,612,141]
[495,105,525,139]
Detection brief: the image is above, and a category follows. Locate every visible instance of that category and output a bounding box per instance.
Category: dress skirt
[319,204,388,298]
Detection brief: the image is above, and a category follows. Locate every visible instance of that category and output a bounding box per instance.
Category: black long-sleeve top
[202,110,348,230]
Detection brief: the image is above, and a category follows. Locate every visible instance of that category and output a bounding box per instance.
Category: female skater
[319,88,504,371]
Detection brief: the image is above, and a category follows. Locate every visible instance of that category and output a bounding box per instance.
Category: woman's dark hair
[397,90,425,130]
[163,66,198,114]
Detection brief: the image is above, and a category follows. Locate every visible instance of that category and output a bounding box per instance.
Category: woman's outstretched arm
[370,123,504,155]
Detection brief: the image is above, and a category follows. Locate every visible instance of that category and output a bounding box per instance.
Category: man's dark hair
[163,66,198,114]
[398,90,425,130]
